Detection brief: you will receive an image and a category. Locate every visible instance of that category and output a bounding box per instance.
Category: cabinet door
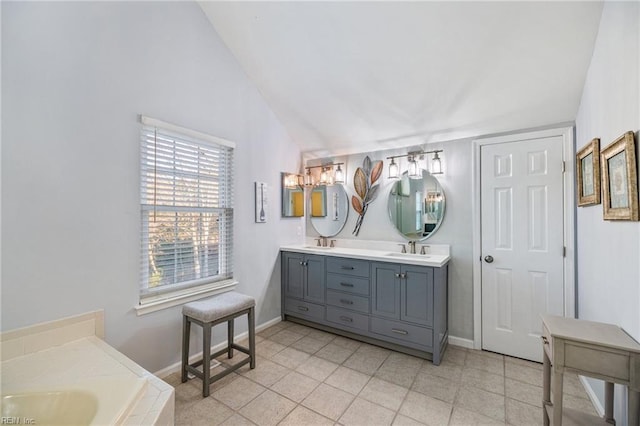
[304,255,326,304]
[401,265,433,327]
[283,252,304,299]
[371,262,401,319]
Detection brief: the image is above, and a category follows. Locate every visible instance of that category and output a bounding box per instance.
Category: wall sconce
[386,149,444,178]
[304,162,345,186]
[283,173,303,188]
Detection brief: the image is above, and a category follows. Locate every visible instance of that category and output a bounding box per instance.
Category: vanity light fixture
[386,149,444,178]
[304,162,345,186]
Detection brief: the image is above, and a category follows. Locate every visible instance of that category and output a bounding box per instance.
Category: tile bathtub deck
[164,321,598,426]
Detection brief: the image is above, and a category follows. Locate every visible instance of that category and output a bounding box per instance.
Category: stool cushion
[183,292,255,323]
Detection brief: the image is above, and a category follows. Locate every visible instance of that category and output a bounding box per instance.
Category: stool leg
[227,318,234,359]
[181,316,191,383]
[248,306,256,369]
[202,322,212,397]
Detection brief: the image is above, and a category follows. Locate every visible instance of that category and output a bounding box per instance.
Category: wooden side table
[541,315,640,426]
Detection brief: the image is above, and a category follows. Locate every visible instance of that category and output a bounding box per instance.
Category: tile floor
[163,320,599,425]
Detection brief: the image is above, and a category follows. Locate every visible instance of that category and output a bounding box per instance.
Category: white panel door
[481,136,564,362]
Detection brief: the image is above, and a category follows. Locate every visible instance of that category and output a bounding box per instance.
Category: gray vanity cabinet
[282,252,325,322]
[281,250,448,364]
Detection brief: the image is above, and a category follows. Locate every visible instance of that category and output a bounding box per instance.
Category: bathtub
[1,376,147,425]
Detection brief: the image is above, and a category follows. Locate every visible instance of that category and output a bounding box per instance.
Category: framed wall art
[600,131,638,221]
[576,138,601,206]
[255,181,267,223]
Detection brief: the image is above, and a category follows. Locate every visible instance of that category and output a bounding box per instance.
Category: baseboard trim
[153,316,282,379]
[579,375,605,417]
[448,335,474,349]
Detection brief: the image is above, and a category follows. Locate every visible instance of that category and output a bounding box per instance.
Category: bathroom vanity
[280,244,449,364]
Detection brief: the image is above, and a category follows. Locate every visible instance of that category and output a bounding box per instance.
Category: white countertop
[280,244,450,268]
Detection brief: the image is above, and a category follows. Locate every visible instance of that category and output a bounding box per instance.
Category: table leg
[628,388,639,426]
[552,367,564,426]
[604,382,614,424]
[543,350,551,426]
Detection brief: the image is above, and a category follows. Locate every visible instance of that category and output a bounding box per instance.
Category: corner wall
[1,2,302,372]
[575,2,640,422]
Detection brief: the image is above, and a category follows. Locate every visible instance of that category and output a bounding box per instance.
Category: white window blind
[139,117,234,303]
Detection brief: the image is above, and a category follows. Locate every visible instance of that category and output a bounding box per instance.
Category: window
[139,116,234,307]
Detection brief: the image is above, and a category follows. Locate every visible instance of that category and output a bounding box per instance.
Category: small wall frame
[600,131,638,221]
[576,138,601,206]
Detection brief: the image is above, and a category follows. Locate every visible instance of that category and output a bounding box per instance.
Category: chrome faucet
[408,241,417,254]
[321,236,328,247]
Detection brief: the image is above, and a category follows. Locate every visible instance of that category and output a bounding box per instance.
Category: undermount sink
[1,390,98,425]
[302,245,332,250]
[385,252,431,259]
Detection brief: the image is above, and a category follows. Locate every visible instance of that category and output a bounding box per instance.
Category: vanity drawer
[327,257,370,278]
[326,290,369,314]
[326,306,369,332]
[284,298,325,322]
[326,273,370,296]
[370,317,433,348]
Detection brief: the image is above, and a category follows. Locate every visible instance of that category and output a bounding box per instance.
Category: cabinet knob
[395,273,401,278]
[401,273,407,279]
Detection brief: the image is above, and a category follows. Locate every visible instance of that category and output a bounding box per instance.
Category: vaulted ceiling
[200,1,603,156]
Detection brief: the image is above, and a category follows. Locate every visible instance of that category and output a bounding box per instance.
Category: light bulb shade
[320,168,328,184]
[431,152,442,174]
[304,170,314,186]
[334,165,344,184]
[408,156,421,179]
[388,159,399,179]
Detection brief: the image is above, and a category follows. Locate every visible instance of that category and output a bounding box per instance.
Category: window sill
[134,279,238,316]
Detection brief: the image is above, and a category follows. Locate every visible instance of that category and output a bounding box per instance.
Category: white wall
[305,139,474,341]
[1,2,302,372]
[575,2,640,422]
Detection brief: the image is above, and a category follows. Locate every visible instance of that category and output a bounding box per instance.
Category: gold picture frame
[600,131,638,221]
[576,138,600,206]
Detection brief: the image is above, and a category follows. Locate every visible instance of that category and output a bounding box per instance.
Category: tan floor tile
[399,391,452,426]
[306,328,337,344]
[469,349,505,362]
[219,413,257,426]
[279,405,334,426]
[325,366,371,395]
[359,377,409,411]
[562,373,589,398]
[256,340,286,359]
[374,353,423,388]
[332,336,362,351]
[461,367,505,395]
[419,360,463,382]
[316,342,357,364]
[505,398,540,426]
[302,383,355,421]
[455,386,505,422]
[175,396,234,426]
[174,380,206,407]
[258,322,290,338]
[212,375,266,410]
[291,335,330,354]
[162,372,181,387]
[271,347,311,368]
[238,389,296,426]
[465,352,504,376]
[392,414,427,426]
[343,345,390,375]
[411,371,459,403]
[449,407,506,425]
[444,346,467,365]
[563,392,598,416]
[286,323,313,336]
[268,329,305,346]
[505,362,541,387]
[296,355,340,381]
[505,377,542,407]
[504,355,542,371]
[240,357,290,387]
[339,397,396,426]
[271,371,320,403]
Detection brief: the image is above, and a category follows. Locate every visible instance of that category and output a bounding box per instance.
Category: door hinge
[563,246,566,257]
[562,161,566,173]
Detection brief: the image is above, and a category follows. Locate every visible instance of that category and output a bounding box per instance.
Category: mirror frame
[309,184,349,237]
[387,170,446,241]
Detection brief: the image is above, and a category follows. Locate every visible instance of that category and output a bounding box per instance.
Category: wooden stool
[181,292,256,397]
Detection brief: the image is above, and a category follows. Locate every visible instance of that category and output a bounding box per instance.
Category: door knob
[484,255,494,263]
